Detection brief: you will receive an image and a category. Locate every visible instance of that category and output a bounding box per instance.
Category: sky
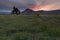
[0,0,60,12]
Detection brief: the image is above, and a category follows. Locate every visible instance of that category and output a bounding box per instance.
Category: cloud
[0,0,60,11]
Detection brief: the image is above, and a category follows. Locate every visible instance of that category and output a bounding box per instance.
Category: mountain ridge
[22,9,60,15]
[0,9,60,15]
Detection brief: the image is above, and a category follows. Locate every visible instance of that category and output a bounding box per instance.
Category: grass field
[0,15,60,40]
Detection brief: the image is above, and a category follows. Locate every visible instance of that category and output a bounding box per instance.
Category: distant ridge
[0,11,10,14]
[22,9,60,15]
[0,9,60,15]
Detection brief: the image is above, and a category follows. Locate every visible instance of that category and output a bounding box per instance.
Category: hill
[0,9,60,15]
[22,9,60,15]
[22,9,35,15]
[0,15,60,40]
[36,10,60,15]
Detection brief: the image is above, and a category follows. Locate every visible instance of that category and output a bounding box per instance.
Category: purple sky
[0,0,60,11]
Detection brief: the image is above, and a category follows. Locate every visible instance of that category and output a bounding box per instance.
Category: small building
[11,6,20,15]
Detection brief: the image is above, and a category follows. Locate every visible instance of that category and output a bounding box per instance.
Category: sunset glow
[30,4,54,11]
[30,5,42,11]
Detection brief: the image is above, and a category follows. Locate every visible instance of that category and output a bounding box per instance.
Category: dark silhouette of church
[11,6,20,15]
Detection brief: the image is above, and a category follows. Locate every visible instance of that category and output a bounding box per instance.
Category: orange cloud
[30,4,55,11]
[30,5,41,11]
